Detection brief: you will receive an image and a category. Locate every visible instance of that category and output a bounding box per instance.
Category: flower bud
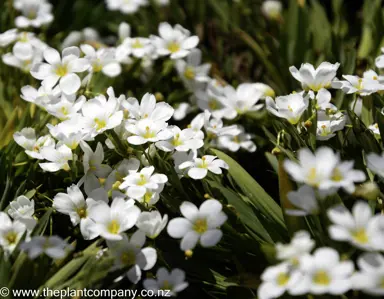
[261,1,283,21]
[185,250,193,259]
[155,92,164,102]
[118,22,131,41]
[304,120,312,128]
[271,147,282,156]
[354,182,380,201]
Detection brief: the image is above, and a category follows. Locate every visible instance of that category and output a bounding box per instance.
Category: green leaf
[32,208,53,236]
[211,149,286,229]
[376,109,384,145]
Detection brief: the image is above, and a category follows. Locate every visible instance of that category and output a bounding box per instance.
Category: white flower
[45,93,86,120]
[81,44,121,77]
[126,119,173,145]
[367,152,384,177]
[266,93,309,124]
[119,37,154,58]
[136,211,168,239]
[0,29,18,47]
[2,32,47,71]
[13,128,55,159]
[155,126,204,152]
[47,118,90,150]
[31,46,90,94]
[315,88,338,111]
[79,142,112,195]
[120,166,168,199]
[20,84,60,107]
[0,212,26,253]
[369,123,380,136]
[332,75,384,96]
[286,186,319,216]
[319,159,366,193]
[143,267,188,296]
[217,127,256,152]
[151,23,199,59]
[261,0,283,21]
[254,82,275,98]
[352,253,384,295]
[39,144,73,172]
[316,110,346,141]
[175,49,211,91]
[118,22,131,41]
[284,147,338,190]
[179,155,229,180]
[289,62,340,91]
[124,93,174,123]
[294,247,354,295]
[327,201,384,250]
[20,236,72,259]
[106,0,148,14]
[104,158,141,198]
[203,111,241,138]
[216,83,264,119]
[276,230,315,265]
[107,230,157,284]
[375,47,384,69]
[62,27,101,49]
[258,262,302,299]
[7,195,36,231]
[81,88,123,137]
[167,199,227,250]
[2,51,42,72]
[13,0,53,28]
[88,197,141,241]
[195,80,226,117]
[173,150,197,177]
[53,185,109,240]
[173,103,191,121]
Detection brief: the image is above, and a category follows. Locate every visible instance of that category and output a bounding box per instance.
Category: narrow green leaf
[211,149,286,229]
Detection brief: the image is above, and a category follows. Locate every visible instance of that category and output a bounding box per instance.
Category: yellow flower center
[313,270,330,285]
[276,272,289,286]
[167,41,180,53]
[307,168,317,184]
[172,134,183,146]
[92,61,103,72]
[184,67,195,80]
[137,174,147,186]
[27,9,37,20]
[193,218,208,234]
[107,220,120,234]
[162,280,172,290]
[132,39,143,49]
[331,168,343,182]
[144,191,153,204]
[143,126,156,139]
[55,64,68,77]
[76,207,87,219]
[5,232,18,244]
[94,118,107,130]
[380,277,384,288]
[352,228,369,244]
[208,99,218,110]
[287,105,293,112]
[121,250,136,266]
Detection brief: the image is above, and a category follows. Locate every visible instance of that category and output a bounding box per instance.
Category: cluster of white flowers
[259,199,384,299]
[13,0,54,28]
[1,17,241,295]
[106,0,169,15]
